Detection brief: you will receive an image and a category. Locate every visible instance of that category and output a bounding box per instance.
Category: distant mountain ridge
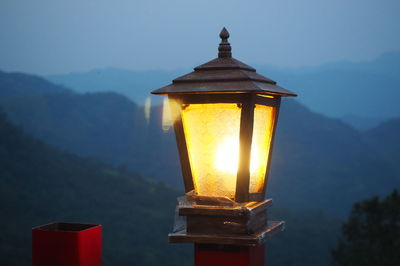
[46,51,400,130]
[0,70,71,97]
[297,51,400,79]
[47,67,184,106]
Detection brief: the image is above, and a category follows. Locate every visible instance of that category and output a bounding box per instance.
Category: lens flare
[162,98,180,132]
[144,96,151,125]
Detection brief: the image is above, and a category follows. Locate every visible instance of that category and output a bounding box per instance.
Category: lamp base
[169,220,284,246]
[180,199,272,235]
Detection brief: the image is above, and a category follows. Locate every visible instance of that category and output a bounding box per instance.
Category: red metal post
[195,244,265,266]
[32,222,102,266]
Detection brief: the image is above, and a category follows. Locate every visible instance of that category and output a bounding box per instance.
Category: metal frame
[169,93,281,202]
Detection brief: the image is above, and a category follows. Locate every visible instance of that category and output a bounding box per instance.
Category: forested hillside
[0,110,189,266]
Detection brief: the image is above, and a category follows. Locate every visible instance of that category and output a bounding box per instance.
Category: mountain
[0,70,71,97]
[301,51,400,79]
[46,67,185,106]
[263,67,400,122]
[0,91,181,186]
[45,52,400,130]
[270,100,399,214]
[0,110,190,266]
[364,117,400,172]
[1,70,399,218]
[339,114,384,131]
[254,51,400,129]
[0,109,343,266]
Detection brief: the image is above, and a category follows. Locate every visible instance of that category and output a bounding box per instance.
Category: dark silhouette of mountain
[266,69,400,123]
[0,110,343,266]
[302,51,400,79]
[46,67,184,106]
[339,114,384,131]
[46,51,400,130]
[254,51,400,129]
[0,70,71,97]
[364,117,400,173]
[0,90,181,186]
[1,70,398,218]
[270,100,399,215]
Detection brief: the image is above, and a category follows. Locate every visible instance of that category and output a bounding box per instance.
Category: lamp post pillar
[195,244,265,266]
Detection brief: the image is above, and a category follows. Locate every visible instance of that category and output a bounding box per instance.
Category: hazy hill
[265,68,400,126]
[46,67,183,106]
[270,100,398,214]
[0,91,181,186]
[0,70,71,97]
[46,51,400,130]
[1,71,398,218]
[338,114,385,131]
[0,110,342,266]
[300,51,400,79]
[364,117,400,172]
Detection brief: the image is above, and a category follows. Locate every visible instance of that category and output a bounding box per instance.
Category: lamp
[152,27,296,249]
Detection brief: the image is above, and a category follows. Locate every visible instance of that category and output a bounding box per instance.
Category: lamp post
[152,28,296,266]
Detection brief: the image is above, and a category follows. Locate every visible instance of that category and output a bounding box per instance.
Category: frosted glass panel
[182,103,241,198]
[249,105,275,193]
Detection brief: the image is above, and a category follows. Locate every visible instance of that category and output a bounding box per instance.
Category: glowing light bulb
[214,136,260,175]
[215,136,239,174]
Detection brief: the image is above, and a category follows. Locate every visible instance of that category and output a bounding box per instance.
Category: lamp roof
[152,28,297,97]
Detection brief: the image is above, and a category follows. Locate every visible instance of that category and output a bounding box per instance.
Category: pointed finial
[218,27,232,58]
[220,27,230,39]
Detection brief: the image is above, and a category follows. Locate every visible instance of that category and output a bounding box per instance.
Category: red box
[32,222,102,266]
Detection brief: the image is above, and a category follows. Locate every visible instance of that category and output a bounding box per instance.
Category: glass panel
[249,105,276,193]
[181,103,241,198]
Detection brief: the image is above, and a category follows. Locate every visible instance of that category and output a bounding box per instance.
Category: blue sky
[0,0,399,74]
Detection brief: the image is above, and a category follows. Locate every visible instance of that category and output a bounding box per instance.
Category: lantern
[152,28,296,246]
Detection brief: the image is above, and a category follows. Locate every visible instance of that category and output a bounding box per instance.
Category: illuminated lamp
[152,28,296,251]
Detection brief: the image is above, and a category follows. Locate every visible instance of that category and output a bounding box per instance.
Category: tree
[332,190,400,266]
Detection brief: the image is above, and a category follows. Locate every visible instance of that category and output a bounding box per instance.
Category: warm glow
[182,103,275,198]
[214,136,260,175]
[249,105,275,193]
[256,94,275,99]
[215,136,239,174]
[182,103,241,198]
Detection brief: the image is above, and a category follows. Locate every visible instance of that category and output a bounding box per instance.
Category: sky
[0,0,399,75]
